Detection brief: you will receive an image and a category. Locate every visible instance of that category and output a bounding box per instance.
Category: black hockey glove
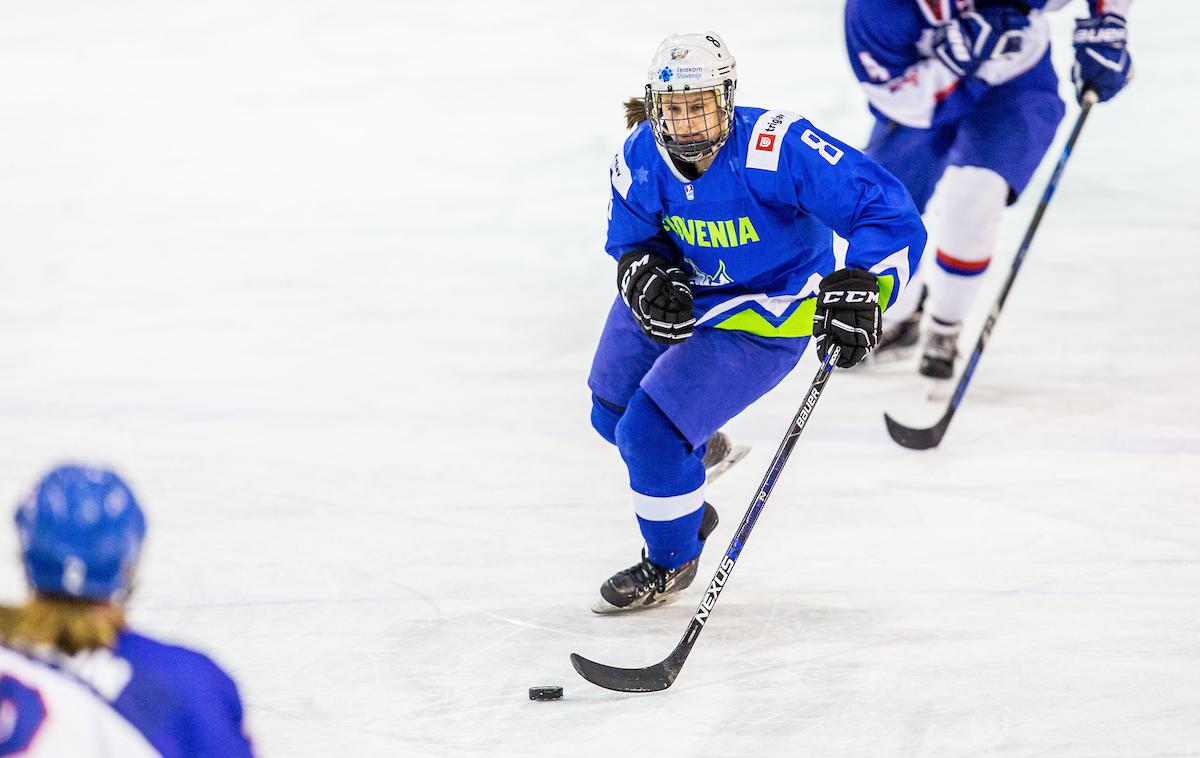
[812,269,881,369]
[617,251,695,345]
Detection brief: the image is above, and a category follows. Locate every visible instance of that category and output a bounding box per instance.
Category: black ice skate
[862,284,925,366]
[866,311,922,365]
[701,431,749,482]
[592,503,719,614]
[919,320,960,380]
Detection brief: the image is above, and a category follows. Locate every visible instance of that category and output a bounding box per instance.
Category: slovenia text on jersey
[607,105,926,338]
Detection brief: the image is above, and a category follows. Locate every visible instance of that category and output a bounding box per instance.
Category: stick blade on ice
[883,410,951,450]
[569,651,681,693]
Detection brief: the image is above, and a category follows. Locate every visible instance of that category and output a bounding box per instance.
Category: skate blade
[591,593,681,615]
[705,444,750,483]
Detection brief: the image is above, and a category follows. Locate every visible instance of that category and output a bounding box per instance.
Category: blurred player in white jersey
[0,464,254,757]
[845,0,1134,379]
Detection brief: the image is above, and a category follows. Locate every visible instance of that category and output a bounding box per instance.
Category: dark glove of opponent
[932,4,1031,79]
[812,269,881,369]
[617,251,695,345]
[1073,13,1132,103]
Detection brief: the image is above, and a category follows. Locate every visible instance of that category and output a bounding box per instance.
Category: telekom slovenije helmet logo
[755,133,776,151]
[658,67,673,82]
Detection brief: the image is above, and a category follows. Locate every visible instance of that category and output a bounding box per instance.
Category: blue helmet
[14,465,146,602]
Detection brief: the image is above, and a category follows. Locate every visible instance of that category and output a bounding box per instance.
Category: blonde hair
[624,97,648,128]
[0,595,126,655]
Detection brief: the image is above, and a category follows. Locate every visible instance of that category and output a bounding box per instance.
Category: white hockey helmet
[645,32,738,163]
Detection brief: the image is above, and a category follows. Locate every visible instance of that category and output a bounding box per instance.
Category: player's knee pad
[590,393,625,446]
[927,166,1009,322]
[614,390,705,497]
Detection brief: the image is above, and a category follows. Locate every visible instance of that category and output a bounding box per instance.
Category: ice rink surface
[1,2,1198,755]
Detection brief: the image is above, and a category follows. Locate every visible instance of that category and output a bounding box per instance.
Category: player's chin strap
[883,90,1100,450]
[570,346,841,693]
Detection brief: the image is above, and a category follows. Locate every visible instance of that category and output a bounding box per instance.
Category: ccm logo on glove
[821,290,879,305]
[812,268,882,369]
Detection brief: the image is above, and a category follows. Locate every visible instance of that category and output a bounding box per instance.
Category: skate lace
[631,550,670,594]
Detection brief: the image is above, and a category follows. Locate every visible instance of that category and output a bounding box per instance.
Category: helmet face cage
[646,79,735,164]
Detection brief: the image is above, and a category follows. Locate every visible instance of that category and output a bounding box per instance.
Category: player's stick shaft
[571,346,841,692]
[884,91,1100,450]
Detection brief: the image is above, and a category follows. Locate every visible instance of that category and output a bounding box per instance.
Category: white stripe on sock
[632,482,707,522]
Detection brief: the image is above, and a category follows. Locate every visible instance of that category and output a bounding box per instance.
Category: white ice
[1,2,1197,756]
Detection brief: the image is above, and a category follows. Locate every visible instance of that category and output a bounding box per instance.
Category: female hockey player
[587,32,927,612]
[845,0,1134,378]
[0,464,254,757]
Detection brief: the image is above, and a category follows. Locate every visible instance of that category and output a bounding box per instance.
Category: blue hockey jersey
[0,630,253,757]
[607,106,926,338]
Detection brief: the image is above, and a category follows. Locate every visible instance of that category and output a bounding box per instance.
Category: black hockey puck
[528,685,563,701]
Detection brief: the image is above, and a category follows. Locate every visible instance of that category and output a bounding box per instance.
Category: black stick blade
[883,410,952,450]
[569,651,681,693]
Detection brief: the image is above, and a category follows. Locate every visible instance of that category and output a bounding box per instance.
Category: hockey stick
[570,346,841,693]
[884,91,1100,450]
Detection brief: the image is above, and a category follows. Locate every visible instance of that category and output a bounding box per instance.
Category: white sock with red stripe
[926,166,1008,325]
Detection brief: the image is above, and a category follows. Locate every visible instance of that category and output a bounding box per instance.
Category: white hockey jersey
[0,645,160,756]
[0,631,252,757]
